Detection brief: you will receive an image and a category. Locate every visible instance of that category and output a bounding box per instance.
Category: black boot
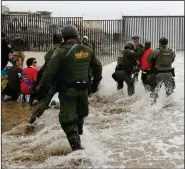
[67,132,83,151]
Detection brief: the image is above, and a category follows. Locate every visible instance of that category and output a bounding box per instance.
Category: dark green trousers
[115,70,135,96]
[58,88,88,151]
[147,72,175,104]
[58,88,88,134]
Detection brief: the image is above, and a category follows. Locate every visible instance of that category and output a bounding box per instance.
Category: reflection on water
[2,52,46,133]
[2,101,33,133]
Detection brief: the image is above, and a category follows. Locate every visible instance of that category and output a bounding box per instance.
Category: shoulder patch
[118,54,123,57]
[52,51,57,58]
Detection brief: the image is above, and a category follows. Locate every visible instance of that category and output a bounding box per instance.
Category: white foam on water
[168,135,184,146]
[175,164,185,169]
[2,52,184,168]
[98,62,117,96]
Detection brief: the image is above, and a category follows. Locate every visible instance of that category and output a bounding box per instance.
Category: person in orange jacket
[137,41,154,91]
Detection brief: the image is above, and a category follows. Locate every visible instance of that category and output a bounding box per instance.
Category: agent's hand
[91,78,102,93]
[36,85,40,92]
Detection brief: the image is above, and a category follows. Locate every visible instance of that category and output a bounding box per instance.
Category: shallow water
[2,52,184,168]
[2,101,33,133]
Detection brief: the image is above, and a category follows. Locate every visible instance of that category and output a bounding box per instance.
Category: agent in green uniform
[147,37,176,103]
[35,25,102,151]
[44,33,64,66]
[132,34,144,82]
[81,35,95,95]
[112,41,144,96]
[28,33,63,123]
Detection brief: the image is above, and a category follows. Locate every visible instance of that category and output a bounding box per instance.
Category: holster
[115,65,133,75]
[156,68,175,77]
[172,68,175,77]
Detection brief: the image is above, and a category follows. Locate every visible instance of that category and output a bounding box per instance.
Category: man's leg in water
[28,85,57,123]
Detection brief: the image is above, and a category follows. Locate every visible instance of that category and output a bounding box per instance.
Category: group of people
[1,25,176,152]
[2,25,103,152]
[112,35,176,104]
[1,32,39,103]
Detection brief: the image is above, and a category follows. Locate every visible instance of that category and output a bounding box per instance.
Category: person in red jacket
[20,58,38,95]
[137,41,153,91]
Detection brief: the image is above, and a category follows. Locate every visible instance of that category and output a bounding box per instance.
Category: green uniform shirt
[134,43,144,52]
[118,49,144,67]
[147,46,176,70]
[38,39,102,91]
[44,44,61,65]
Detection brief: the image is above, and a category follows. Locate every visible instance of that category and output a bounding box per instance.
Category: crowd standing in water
[1,24,176,151]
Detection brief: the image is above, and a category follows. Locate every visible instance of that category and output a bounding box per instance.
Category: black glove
[91,78,102,93]
[28,116,36,124]
[31,86,37,94]
[112,72,117,81]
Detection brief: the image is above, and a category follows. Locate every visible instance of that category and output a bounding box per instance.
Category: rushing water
[2,52,184,168]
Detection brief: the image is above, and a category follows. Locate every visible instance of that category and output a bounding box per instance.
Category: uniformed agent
[81,35,95,95]
[35,24,102,151]
[147,37,176,103]
[131,34,144,82]
[44,33,64,66]
[112,41,144,96]
[30,33,63,106]
[28,33,63,125]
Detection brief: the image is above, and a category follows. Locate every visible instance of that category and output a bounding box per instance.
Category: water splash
[2,53,184,168]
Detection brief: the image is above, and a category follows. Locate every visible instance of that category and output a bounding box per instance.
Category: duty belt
[116,65,133,74]
[64,81,89,91]
[65,81,87,87]
[157,68,174,73]
[142,69,153,74]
